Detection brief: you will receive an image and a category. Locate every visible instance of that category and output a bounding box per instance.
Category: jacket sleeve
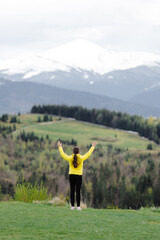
[58,147,72,161]
[81,146,95,161]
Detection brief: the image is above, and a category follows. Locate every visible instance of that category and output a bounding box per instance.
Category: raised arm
[81,142,97,161]
[57,141,72,161]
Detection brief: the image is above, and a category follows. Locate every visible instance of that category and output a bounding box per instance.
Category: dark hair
[73,146,80,168]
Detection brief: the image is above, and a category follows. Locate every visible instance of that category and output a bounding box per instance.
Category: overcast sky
[1,0,160,59]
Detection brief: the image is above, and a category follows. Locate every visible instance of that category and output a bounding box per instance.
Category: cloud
[0,0,160,57]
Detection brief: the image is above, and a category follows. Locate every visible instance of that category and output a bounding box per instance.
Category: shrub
[14,182,49,203]
[147,144,153,150]
[57,138,77,146]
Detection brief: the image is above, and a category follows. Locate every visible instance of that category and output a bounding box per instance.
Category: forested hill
[0,113,160,209]
[31,104,160,144]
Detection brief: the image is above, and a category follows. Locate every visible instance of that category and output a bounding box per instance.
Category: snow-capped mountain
[2,39,160,75]
[41,39,160,74]
[1,55,70,78]
[1,39,160,101]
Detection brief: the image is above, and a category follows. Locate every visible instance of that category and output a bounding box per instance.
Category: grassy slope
[10,114,160,152]
[0,202,160,240]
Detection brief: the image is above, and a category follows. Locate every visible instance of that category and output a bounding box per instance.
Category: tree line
[31,104,160,144]
[0,124,16,135]
[0,114,20,123]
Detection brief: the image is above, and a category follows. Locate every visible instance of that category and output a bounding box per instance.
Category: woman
[57,141,96,210]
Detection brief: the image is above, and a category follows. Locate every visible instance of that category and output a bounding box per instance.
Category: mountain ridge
[1,39,160,102]
[0,79,160,117]
[130,85,160,109]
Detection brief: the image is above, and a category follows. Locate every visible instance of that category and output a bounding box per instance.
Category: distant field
[10,114,160,152]
[0,202,160,240]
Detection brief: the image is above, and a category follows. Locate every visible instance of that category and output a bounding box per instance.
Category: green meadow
[0,202,160,240]
[12,114,160,152]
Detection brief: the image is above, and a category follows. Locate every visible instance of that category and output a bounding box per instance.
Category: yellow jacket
[58,146,95,175]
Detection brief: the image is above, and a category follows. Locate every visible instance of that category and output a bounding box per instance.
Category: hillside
[11,114,160,151]
[0,202,160,240]
[1,79,160,117]
[1,114,160,209]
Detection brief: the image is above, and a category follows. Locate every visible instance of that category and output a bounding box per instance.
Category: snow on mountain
[1,55,70,78]
[1,39,160,77]
[144,82,160,92]
[0,59,17,71]
[41,39,160,74]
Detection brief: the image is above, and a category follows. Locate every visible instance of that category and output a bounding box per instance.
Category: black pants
[69,174,82,207]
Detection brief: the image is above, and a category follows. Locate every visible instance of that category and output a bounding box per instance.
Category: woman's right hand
[92,142,97,147]
[57,141,62,147]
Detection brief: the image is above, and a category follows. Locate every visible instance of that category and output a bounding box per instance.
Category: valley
[1,112,160,209]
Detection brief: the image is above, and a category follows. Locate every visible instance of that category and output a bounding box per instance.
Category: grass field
[11,114,160,152]
[0,202,160,240]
